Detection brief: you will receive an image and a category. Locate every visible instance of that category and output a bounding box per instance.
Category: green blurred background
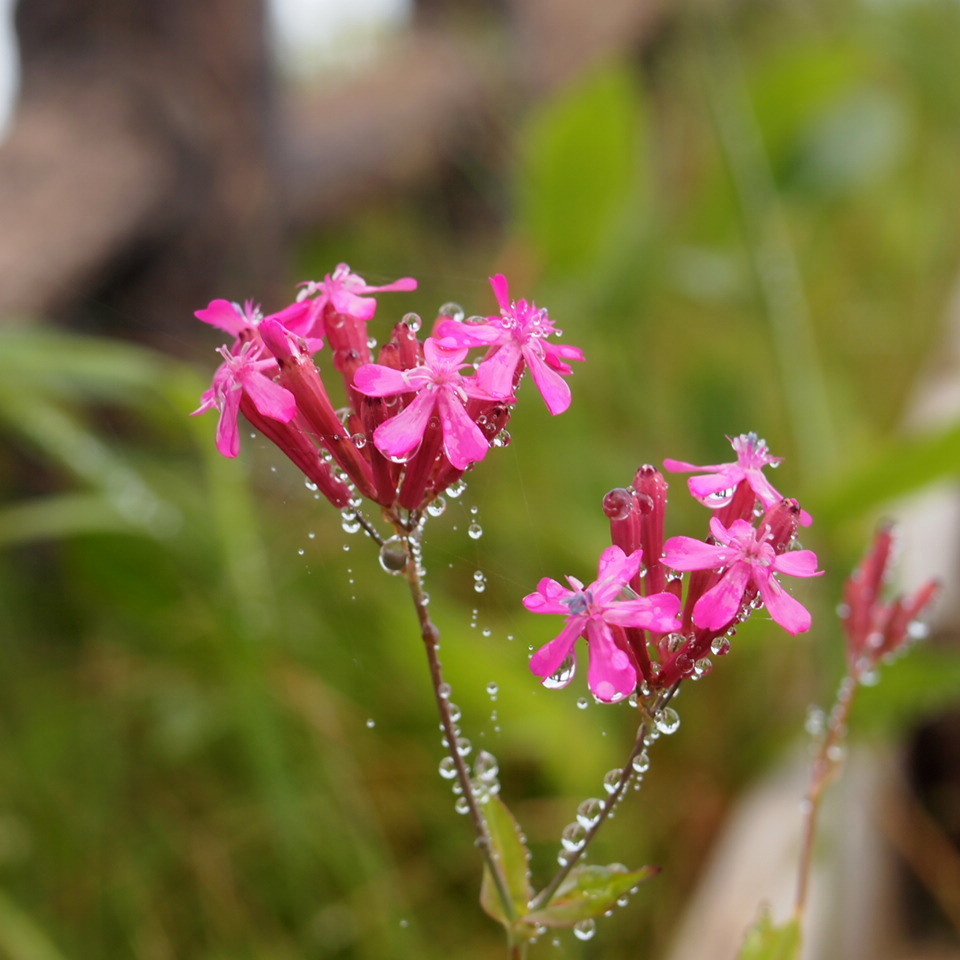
[3,0,960,957]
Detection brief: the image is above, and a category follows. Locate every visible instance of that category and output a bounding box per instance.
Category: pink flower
[192,342,297,458]
[353,338,504,470]
[664,433,812,526]
[195,298,323,349]
[524,546,682,703]
[299,263,417,323]
[662,517,822,635]
[436,274,584,415]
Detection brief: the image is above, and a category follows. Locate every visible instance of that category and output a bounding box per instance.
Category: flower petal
[438,391,489,470]
[489,274,511,312]
[585,621,637,702]
[373,389,435,462]
[605,593,682,633]
[662,535,729,572]
[476,343,523,399]
[758,576,812,635]
[692,563,751,631]
[529,617,584,681]
[242,370,297,423]
[523,578,572,615]
[353,363,411,397]
[215,387,242,458]
[525,349,572,415]
[773,549,822,578]
[195,299,246,337]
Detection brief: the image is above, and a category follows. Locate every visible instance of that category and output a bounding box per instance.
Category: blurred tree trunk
[1,0,282,339]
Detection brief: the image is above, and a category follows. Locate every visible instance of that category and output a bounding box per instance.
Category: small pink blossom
[665,432,812,526]
[192,342,297,458]
[299,263,417,323]
[524,546,682,702]
[195,298,323,350]
[353,337,504,470]
[436,274,584,415]
[662,517,822,635]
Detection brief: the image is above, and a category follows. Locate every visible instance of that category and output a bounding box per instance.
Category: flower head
[353,337,505,470]
[842,524,939,677]
[436,274,584,415]
[663,516,822,635]
[665,433,812,526]
[524,546,682,702]
[192,341,297,458]
[195,298,323,350]
[300,263,417,323]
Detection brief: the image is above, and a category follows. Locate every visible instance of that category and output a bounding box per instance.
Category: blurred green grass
[3,2,960,958]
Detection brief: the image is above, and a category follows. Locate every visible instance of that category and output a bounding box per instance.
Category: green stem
[531,685,679,911]
[400,524,518,928]
[794,674,860,922]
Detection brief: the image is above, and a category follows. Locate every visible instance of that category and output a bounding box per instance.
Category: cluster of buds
[840,524,939,681]
[192,265,584,516]
[525,434,823,703]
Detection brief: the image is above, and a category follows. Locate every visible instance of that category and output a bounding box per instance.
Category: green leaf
[479,795,533,926]
[736,908,802,960]
[516,60,644,274]
[813,419,960,526]
[524,862,659,929]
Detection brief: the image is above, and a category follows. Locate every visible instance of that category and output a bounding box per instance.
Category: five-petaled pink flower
[665,432,812,526]
[353,337,505,470]
[437,274,584,415]
[524,546,682,702]
[299,263,417,323]
[662,517,822,635]
[192,342,297,458]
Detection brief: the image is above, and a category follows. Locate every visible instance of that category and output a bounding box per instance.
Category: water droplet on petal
[402,312,422,332]
[542,655,576,690]
[439,301,465,323]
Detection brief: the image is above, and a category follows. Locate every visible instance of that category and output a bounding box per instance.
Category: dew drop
[474,750,499,782]
[438,756,457,779]
[468,522,483,540]
[576,797,603,828]
[304,479,318,492]
[456,737,472,757]
[573,918,596,941]
[561,821,587,852]
[341,510,362,534]
[486,682,499,698]
[365,718,376,729]
[710,635,732,656]
[297,548,305,556]
[655,707,680,735]
[577,697,590,710]
[603,769,623,794]
[454,795,470,815]
[378,535,407,574]
[446,478,467,499]
[402,312,422,332]
[631,750,651,774]
[426,496,447,517]
[542,655,575,690]
[439,301,465,323]
[438,682,452,700]
[473,570,487,593]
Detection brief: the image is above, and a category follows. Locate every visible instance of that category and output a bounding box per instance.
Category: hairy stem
[794,674,859,920]
[400,525,518,928]
[531,685,679,911]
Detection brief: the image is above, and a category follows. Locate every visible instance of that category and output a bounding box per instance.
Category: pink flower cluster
[192,267,583,511]
[526,435,822,702]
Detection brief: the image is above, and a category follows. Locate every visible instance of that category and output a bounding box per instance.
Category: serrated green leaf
[479,795,533,927]
[736,908,802,960]
[516,60,644,274]
[524,862,658,929]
